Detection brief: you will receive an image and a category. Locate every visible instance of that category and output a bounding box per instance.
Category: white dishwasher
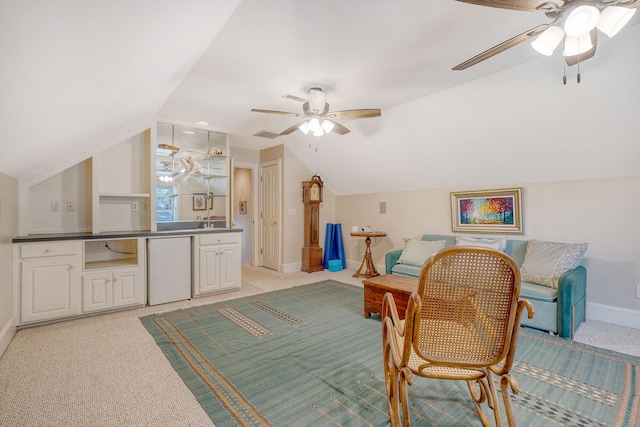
[147,236,191,305]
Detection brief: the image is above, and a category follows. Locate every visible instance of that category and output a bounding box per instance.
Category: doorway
[233,164,258,265]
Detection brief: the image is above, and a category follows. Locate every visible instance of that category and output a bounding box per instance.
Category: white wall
[28,160,92,234]
[336,176,640,326]
[0,172,19,356]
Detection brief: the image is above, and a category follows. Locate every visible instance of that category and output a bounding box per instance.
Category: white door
[260,161,279,270]
[113,267,144,307]
[219,243,240,290]
[82,271,113,313]
[21,257,80,323]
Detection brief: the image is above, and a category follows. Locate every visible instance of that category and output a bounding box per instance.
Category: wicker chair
[382,246,534,426]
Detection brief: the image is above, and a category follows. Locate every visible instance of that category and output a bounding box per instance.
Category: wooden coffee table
[363,274,418,319]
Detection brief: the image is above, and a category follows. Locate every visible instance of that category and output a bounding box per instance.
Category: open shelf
[84,238,140,270]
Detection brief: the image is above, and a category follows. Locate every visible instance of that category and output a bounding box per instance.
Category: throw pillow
[520,240,588,288]
[455,234,507,251]
[397,239,446,267]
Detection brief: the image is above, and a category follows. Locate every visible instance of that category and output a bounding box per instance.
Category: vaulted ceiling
[2,0,638,194]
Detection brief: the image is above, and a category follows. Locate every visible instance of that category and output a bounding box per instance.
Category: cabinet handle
[44,249,51,253]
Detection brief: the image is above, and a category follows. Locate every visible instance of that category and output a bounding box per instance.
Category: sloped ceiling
[2,0,639,195]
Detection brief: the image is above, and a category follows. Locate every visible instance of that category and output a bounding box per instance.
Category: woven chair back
[414,246,521,367]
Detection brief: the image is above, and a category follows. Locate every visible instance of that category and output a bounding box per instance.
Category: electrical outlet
[288,208,296,215]
[66,201,75,212]
[636,283,640,299]
[131,202,139,212]
[51,201,60,212]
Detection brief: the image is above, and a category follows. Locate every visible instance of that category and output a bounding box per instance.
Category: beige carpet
[0,265,638,426]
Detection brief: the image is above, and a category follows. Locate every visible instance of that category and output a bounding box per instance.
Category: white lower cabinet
[20,255,82,324]
[18,241,83,324]
[82,238,145,313]
[16,238,146,326]
[82,267,144,313]
[193,232,241,296]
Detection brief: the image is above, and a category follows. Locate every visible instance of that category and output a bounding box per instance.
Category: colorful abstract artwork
[451,188,522,233]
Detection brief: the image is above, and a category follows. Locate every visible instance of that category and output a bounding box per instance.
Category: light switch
[380,201,387,214]
[288,208,296,215]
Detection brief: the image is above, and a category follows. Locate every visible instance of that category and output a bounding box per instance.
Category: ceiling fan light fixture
[312,128,324,137]
[564,5,600,37]
[299,121,310,135]
[563,33,593,56]
[321,119,334,134]
[597,6,636,37]
[531,25,565,55]
[308,117,321,132]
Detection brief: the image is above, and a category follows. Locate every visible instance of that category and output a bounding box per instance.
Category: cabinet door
[82,271,113,313]
[198,246,221,294]
[218,243,240,290]
[21,257,81,323]
[113,267,144,307]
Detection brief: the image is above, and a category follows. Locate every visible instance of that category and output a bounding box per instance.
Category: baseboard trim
[282,262,302,274]
[0,316,16,357]
[586,302,640,330]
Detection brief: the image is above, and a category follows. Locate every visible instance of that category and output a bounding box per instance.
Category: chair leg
[399,367,413,426]
[383,333,400,426]
[500,374,519,427]
[466,376,495,427]
[383,340,401,427]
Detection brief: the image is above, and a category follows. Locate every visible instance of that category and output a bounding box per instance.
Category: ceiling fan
[452,0,638,71]
[251,87,381,137]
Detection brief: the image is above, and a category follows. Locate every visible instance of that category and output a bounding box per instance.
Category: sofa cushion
[520,281,557,302]
[520,240,588,289]
[397,239,446,267]
[455,234,507,251]
[391,263,423,278]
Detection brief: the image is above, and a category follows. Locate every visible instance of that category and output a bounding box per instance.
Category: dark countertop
[13,228,243,243]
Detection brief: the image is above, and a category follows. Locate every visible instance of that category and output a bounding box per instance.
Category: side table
[350,232,387,278]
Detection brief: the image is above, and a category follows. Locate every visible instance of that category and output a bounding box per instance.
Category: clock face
[310,183,320,201]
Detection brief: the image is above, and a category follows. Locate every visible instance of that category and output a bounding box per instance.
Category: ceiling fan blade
[280,121,307,136]
[326,109,382,120]
[329,121,350,135]
[453,24,549,70]
[620,0,640,7]
[455,0,563,12]
[564,30,597,67]
[283,94,307,103]
[251,108,304,117]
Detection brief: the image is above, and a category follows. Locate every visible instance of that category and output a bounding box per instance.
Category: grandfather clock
[301,175,324,273]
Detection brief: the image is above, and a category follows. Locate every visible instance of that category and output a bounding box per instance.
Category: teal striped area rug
[141,280,640,426]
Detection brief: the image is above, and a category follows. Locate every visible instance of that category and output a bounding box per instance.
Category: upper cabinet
[155,123,232,230]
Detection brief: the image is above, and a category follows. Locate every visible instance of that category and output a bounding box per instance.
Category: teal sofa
[384,234,587,339]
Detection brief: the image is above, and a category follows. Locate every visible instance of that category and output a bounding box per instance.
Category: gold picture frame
[451,188,523,233]
[193,194,207,211]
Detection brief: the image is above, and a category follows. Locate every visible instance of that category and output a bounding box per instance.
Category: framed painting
[193,193,207,211]
[239,200,247,214]
[451,188,523,233]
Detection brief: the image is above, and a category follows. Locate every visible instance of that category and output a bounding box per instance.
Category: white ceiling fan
[453,0,638,71]
[252,87,381,138]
